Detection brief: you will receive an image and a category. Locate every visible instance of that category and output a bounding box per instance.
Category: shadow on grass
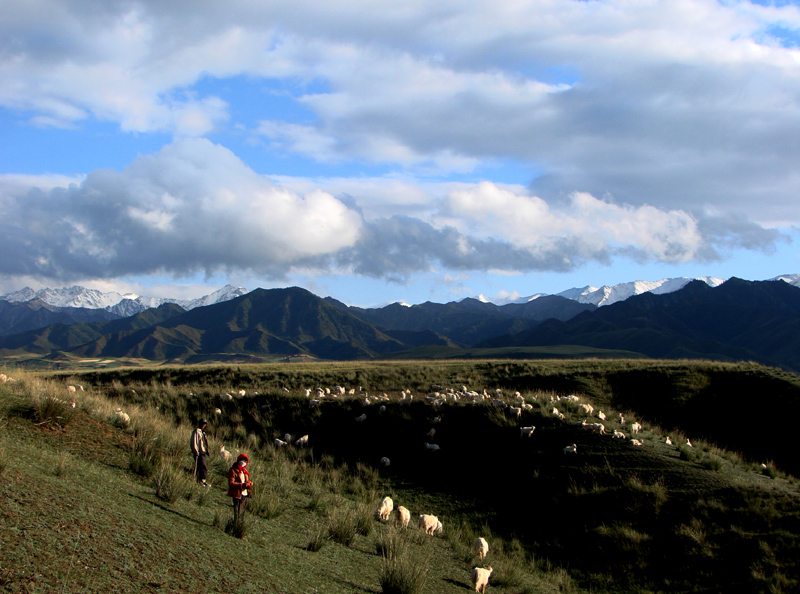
[331,576,379,593]
[130,493,211,527]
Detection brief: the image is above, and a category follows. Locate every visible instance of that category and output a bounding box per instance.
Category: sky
[2,0,800,307]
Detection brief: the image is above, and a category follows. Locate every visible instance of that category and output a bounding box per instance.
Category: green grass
[2,361,800,593]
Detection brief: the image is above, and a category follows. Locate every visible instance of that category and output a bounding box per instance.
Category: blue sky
[2,0,800,307]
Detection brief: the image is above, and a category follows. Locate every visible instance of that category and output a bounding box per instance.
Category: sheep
[355,413,367,423]
[114,408,130,427]
[630,439,644,447]
[630,422,641,434]
[284,433,294,443]
[380,456,391,467]
[303,389,312,398]
[309,399,320,408]
[295,434,309,448]
[686,439,693,447]
[519,426,536,438]
[563,443,577,454]
[597,410,606,421]
[274,438,288,448]
[377,496,394,521]
[418,514,443,535]
[220,393,233,401]
[238,389,246,397]
[508,406,522,418]
[581,420,606,434]
[379,405,387,414]
[67,385,77,393]
[665,436,673,445]
[578,403,594,415]
[613,430,626,439]
[552,407,565,420]
[214,408,222,415]
[471,566,493,593]
[473,537,489,560]
[424,443,441,451]
[521,402,533,411]
[619,414,626,425]
[395,506,411,528]
[220,445,233,462]
[426,428,436,439]
[0,374,6,382]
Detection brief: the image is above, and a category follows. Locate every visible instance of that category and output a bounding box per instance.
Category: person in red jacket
[227,453,253,522]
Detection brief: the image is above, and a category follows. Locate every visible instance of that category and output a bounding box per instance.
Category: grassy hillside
[2,360,800,593]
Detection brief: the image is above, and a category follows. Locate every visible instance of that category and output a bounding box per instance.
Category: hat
[199,418,208,426]
[237,453,249,463]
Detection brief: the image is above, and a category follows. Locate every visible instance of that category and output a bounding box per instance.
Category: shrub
[224,516,249,539]
[30,387,76,428]
[304,525,330,552]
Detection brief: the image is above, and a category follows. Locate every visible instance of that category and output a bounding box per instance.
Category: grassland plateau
[1,359,799,593]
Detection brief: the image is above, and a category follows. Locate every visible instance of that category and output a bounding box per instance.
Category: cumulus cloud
[0,139,362,280]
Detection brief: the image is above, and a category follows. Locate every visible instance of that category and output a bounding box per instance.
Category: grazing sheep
[613,430,626,439]
[563,443,577,455]
[395,506,411,528]
[380,456,391,467]
[377,496,394,521]
[295,434,309,448]
[630,439,644,447]
[214,408,222,415]
[220,393,233,401]
[471,566,493,593]
[273,438,288,448]
[67,385,77,393]
[578,403,594,415]
[114,408,130,427]
[238,389,246,397]
[521,403,533,411]
[665,436,673,445]
[630,422,641,434]
[597,410,606,420]
[581,420,606,434]
[304,389,312,397]
[552,407,565,420]
[309,399,320,408]
[519,426,536,438]
[284,433,294,443]
[0,374,7,382]
[473,537,489,560]
[686,439,693,447]
[508,406,522,418]
[418,514,443,535]
[355,413,367,422]
[424,443,440,451]
[220,445,233,462]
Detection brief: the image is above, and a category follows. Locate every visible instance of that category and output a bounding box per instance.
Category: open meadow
[1,359,799,593]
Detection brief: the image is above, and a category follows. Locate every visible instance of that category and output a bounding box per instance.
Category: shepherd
[227,453,253,523]
[190,418,210,487]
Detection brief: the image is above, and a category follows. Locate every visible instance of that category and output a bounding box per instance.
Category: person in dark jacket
[227,453,253,521]
[190,418,210,486]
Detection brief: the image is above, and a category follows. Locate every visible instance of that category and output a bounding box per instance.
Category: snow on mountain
[0,284,248,315]
[771,274,800,288]
[555,277,726,307]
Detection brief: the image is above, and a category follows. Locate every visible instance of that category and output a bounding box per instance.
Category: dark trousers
[195,454,208,482]
[233,496,248,521]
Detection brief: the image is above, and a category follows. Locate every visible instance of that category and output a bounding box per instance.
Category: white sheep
[686,439,693,447]
[395,506,411,528]
[563,443,577,454]
[67,385,77,393]
[521,403,533,411]
[377,496,394,521]
[471,566,493,593]
[424,443,440,451]
[220,393,233,401]
[303,388,312,398]
[578,403,594,415]
[581,420,606,434]
[114,408,130,427]
[613,430,626,439]
[295,434,309,448]
[508,406,522,418]
[597,410,606,420]
[220,445,233,462]
[238,389,246,397]
[552,407,565,420]
[427,428,436,439]
[473,537,489,560]
[665,436,673,445]
[284,433,294,443]
[630,439,644,447]
[273,438,288,448]
[630,422,641,434]
[379,405,387,414]
[309,399,320,408]
[380,456,391,467]
[519,426,536,438]
[418,514,443,535]
[355,413,367,423]
[214,408,222,415]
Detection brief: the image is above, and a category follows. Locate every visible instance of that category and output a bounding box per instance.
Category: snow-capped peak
[557,277,726,307]
[771,274,800,288]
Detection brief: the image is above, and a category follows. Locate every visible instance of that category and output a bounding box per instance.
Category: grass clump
[152,460,191,503]
[326,505,360,546]
[224,516,249,539]
[303,524,330,552]
[377,530,429,594]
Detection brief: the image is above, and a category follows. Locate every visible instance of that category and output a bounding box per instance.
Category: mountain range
[3,275,800,371]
